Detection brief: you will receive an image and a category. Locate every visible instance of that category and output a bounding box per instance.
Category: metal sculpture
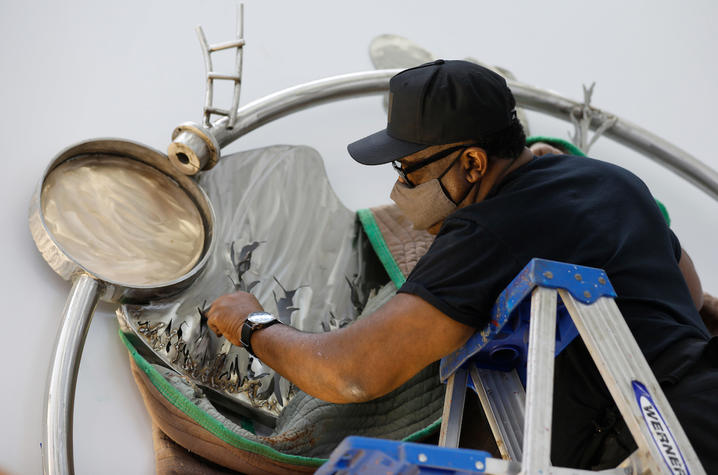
[31,7,718,474]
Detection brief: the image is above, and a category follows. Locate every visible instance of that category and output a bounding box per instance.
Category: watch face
[248,313,275,325]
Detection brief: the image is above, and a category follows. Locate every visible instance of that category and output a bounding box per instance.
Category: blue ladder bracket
[439,258,616,382]
[316,436,493,474]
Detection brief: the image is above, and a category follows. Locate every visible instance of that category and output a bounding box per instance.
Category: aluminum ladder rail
[437,258,706,475]
[196,4,245,129]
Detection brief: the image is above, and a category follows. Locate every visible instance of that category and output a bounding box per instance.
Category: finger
[208,321,221,336]
[205,303,216,320]
[208,293,231,310]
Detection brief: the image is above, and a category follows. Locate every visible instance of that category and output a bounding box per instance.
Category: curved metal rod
[511,84,718,203]
[42,273,100,475]
[210,70,400,147]
[200,69,718,202]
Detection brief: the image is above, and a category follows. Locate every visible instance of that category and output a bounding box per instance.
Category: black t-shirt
[399,154,710,374]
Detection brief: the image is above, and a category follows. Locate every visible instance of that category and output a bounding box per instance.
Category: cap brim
[347,128,428,165]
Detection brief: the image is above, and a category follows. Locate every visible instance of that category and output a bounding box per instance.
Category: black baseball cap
[347,59,516,165]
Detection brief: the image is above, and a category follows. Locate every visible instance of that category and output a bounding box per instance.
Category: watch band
[240,312,280,356]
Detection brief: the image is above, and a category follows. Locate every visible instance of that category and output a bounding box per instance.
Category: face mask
[390,150,475,230]
[390,178,458,230]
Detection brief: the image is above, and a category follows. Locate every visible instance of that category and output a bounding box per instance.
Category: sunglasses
[392,145,468,188]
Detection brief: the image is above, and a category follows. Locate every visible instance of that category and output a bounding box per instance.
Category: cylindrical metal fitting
[168,131,209,174]
[168,122,220,175]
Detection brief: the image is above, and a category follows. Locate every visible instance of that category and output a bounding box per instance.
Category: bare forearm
[250,323,375,403]
[206,289,384,403]
[207,291,474,405]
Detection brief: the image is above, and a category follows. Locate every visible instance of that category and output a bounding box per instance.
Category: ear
[462,147,488,183]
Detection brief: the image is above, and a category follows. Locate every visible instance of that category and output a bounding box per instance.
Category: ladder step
[208,39,246,52]
[204,107,230,116]
[207,72,242,81]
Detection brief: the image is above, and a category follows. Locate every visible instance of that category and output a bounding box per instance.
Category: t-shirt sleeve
[397,217,520,329]
[668,228,682,262]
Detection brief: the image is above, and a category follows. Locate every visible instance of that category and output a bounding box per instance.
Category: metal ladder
[196,4,245,129]
[318,258,706,475]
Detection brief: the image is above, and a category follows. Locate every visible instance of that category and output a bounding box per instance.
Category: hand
[529,142,563,157]
[206,291,264,346]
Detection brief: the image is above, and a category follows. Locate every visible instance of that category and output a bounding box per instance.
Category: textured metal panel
[119,145,388,423]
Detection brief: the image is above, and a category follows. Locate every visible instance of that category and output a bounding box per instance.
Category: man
[207,60,716,471]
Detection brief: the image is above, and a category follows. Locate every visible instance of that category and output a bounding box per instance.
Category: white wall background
[1,1,716,473]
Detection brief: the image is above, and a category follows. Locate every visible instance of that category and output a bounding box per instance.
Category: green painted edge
[357,208,407,288]
[526,135,671,226]
[241,414,255,434]
[403,418,442,442]
[119,330,325,467]
[654,200,671,227]
[526,135,586,157]
[121,330,440,463]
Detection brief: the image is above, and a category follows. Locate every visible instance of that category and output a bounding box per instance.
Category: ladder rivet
[598,277,606,284]
[574,273,582,281]
[475,461,485,470]
[418,453,428,463]
[543,271,553,279]
[584,290,591,299]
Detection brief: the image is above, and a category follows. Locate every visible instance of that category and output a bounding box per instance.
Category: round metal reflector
[29,139,214,475]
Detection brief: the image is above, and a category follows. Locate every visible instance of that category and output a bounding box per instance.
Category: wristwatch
[240,312,281,356]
